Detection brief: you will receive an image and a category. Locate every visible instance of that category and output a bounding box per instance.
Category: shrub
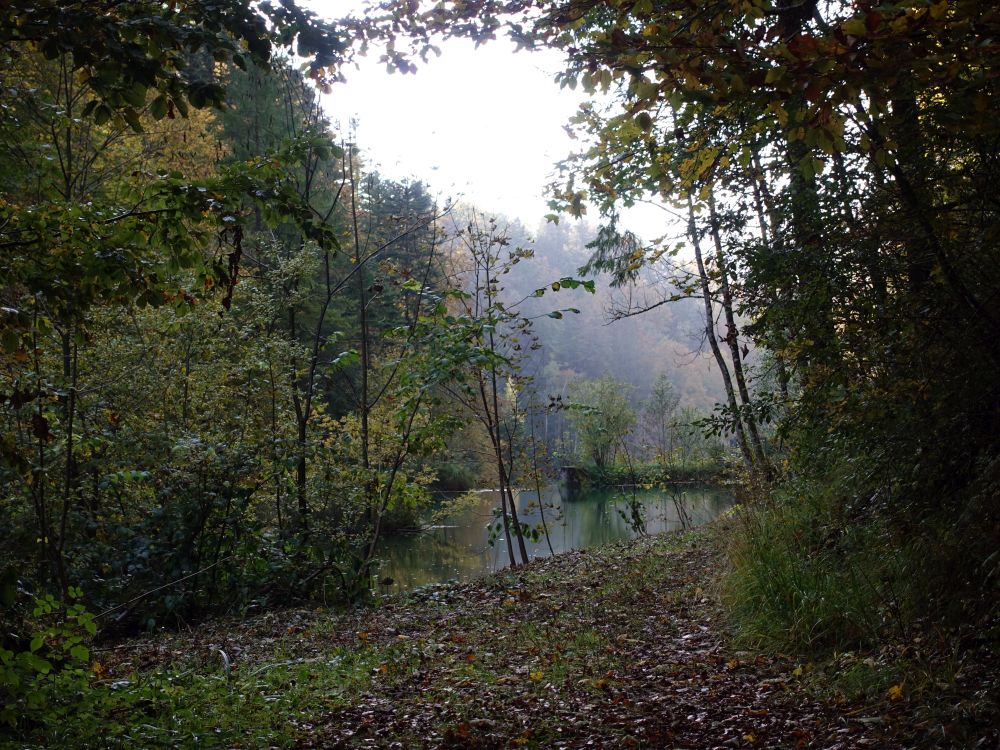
[1,589,99,733]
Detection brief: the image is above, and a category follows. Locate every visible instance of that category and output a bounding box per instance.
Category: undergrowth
[717,456,1000,747]
[578,460,724,488]
[720,458,999,654]
[718,476,911,652]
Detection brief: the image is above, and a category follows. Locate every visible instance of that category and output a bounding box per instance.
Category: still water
[376,484,733,592]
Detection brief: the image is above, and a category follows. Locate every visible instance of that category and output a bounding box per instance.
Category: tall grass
[719,476,912,653]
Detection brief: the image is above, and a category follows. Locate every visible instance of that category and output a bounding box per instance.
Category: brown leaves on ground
[97,532,995,748]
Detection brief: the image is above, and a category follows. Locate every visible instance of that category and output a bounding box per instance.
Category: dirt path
[292,533,888,748]
[96,531,925,748]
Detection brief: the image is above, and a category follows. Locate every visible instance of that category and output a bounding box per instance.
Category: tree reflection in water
[377,484,732,592]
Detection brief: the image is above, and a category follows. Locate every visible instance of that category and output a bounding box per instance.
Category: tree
[565,375,636,469]
[0,0,350,125]
[0,2,447,616]
[433,212,594,567]
[642,373,679,461]
[446,214,533,567]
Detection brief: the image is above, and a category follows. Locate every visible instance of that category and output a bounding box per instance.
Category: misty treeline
[476,219,733,469]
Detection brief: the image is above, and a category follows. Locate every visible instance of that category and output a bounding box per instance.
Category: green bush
[719,465,935,654]
[1,589,99,733]
[428,460,478,492]
[578,460,724,488]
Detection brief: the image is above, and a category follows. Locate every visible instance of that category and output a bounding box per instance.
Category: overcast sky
[307,2,669,240]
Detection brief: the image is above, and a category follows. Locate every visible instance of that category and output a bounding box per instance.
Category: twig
[95,555,236,620]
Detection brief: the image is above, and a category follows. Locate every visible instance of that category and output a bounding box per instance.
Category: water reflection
[376,484,732,592]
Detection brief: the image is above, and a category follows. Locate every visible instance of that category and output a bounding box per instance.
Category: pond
[376,483,733,593]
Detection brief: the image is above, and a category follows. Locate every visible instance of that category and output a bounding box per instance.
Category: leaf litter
[96,529,996,748]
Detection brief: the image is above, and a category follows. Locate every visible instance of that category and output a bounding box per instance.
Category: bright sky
[327,38,579,223]
[306,2,668,239]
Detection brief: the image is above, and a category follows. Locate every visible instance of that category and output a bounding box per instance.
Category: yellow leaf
[529,670,544,682]
[890,15,909,33]
[772,104,789,127]
[841,17,867,36]
[791,665,803,677]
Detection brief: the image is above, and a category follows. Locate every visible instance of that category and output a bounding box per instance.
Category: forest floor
[80,528,998,749]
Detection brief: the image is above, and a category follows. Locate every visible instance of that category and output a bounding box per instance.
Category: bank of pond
[377,482,733,592]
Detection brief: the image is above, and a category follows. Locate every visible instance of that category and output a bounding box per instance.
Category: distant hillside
[494,216,725,411]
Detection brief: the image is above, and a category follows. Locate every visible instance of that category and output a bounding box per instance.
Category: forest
[1,0,997,747]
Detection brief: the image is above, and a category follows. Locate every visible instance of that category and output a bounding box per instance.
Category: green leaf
[25,653,50,674]
[124,82,147,108]
[841,17,868,36]
[1,329,18,353]
[150,94,168,120]
[765,67,784,85]
[122,108,143,132]
[93,104,113,126]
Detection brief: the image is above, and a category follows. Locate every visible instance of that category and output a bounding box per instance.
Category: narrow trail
[296,534,886,748]
[100,531,920,748]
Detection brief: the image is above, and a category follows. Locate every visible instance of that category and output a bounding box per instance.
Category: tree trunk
[707,192,770,477]
[687,198,756,473]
